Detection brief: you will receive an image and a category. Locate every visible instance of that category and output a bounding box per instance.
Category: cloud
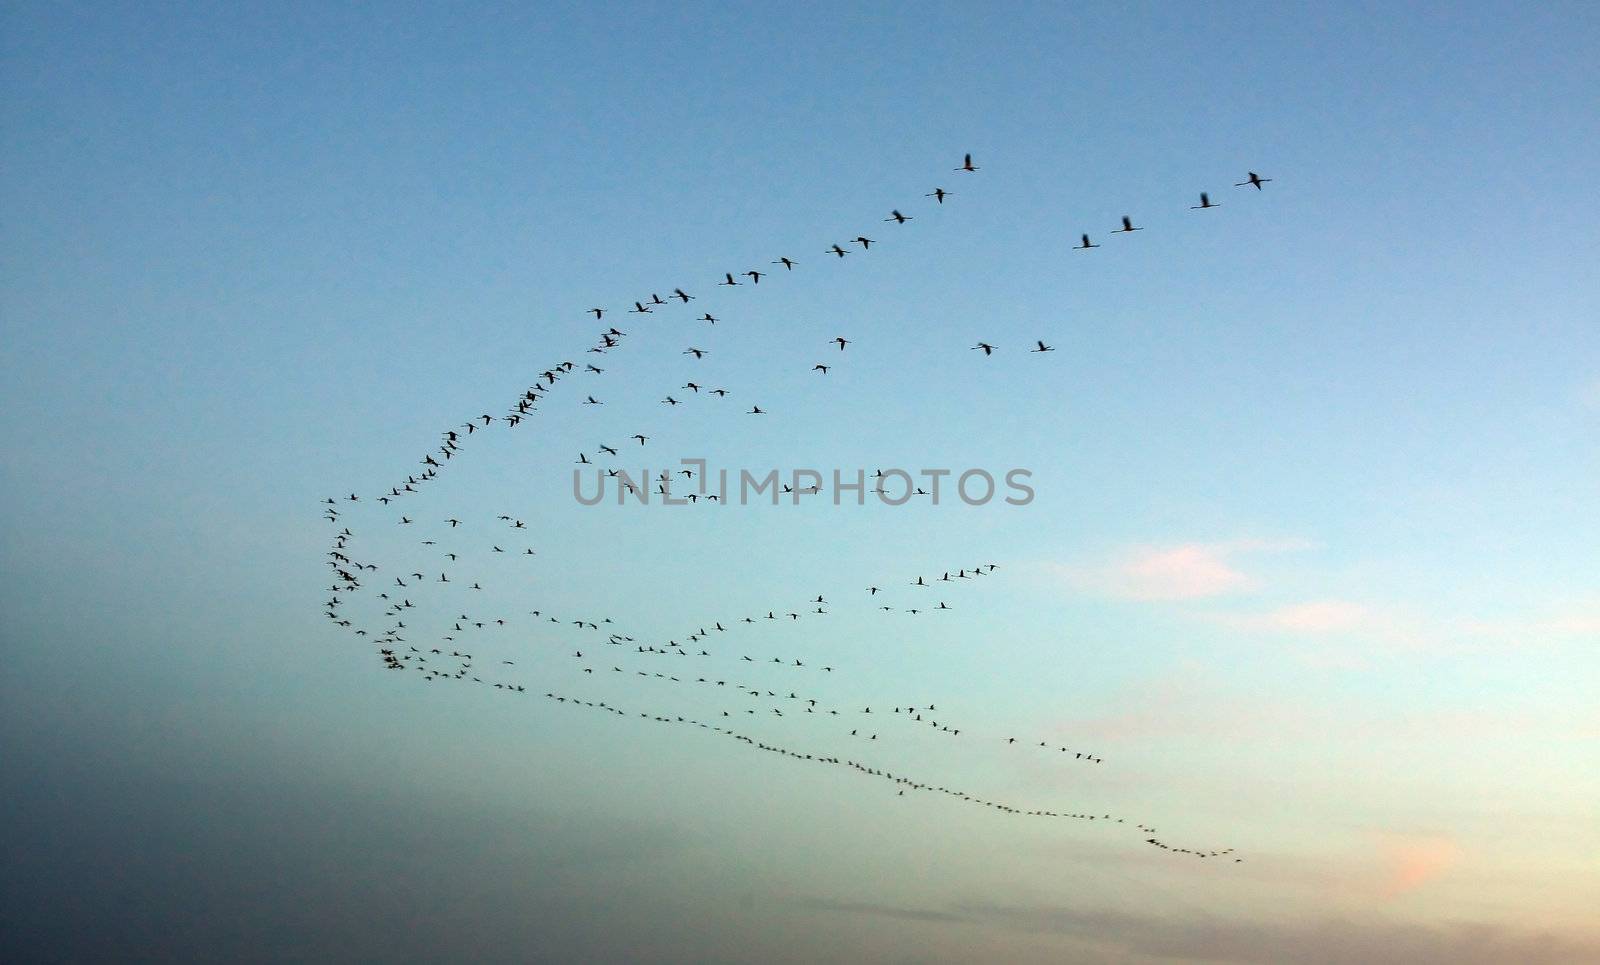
[1376,834,1459,899]
[1050,539,1313,602]
[1219,600,1374,634]
[807,899,1600,965]
[1050,668,1595,745]
[1455,608,1600,645]
[1579,377,1600,409]
[953,903,1598,965]
[794,898,970,924]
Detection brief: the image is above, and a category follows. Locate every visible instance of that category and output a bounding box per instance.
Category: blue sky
[3,2,1598,962]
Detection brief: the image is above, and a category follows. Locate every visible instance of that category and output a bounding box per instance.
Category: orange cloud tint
[1377,834,1460,899]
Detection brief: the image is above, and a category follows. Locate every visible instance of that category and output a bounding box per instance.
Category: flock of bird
[321,154,1275,862]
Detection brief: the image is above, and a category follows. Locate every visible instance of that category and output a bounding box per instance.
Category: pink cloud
[1118,545,1254,599]
[1050,538,1312,602]
[1376,834,1459,899]
[1225,600,1373,633]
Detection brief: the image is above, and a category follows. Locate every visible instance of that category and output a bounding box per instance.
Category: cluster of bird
[337,533,1108,764]
[321,154,1276,861]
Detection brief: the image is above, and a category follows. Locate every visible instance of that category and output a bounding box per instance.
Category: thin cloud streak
[1046,538,1316,602]
[806,898,1600,965]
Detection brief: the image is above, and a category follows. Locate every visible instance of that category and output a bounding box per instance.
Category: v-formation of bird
[321,154,1272,862]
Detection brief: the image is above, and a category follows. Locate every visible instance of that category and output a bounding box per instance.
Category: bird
[813,364,830,374]
[886,210,911,224]
[683,347,707,359]
[1115,216,1142,233]
[956,153,978,172]
[1236,171,1272,190]
[1191,192,1219,209]
[588,308,605,319]
[828,245,848,258]
[1031,340,1054,353]
[1075,233,1099,250]
[833,337,850,351]
[745,270,764,284]
[748,405,765,414]
[926,187,950,203]
[972,342,997,356]
[773,257,797,270]
[720,273,741,286]
[853,236,874,249]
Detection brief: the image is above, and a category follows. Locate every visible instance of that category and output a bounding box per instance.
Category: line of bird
[321,153,1272,858]
[354,154,1272,508]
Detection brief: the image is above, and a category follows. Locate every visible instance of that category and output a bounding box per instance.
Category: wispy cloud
[1578,377,1600,409]
[1376,833,1460,899]
[794,897,970,924]
[1047,538,1314,602]
[1455,607,1600,645]
[1221,599,1374,633]
[1052,668,1595,744]
[1210,599,1600,655]
[806,898,1600,965]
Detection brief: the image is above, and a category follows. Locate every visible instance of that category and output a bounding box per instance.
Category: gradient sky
[3,2,1598,962]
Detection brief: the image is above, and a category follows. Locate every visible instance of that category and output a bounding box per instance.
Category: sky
[2,1,1598,962]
